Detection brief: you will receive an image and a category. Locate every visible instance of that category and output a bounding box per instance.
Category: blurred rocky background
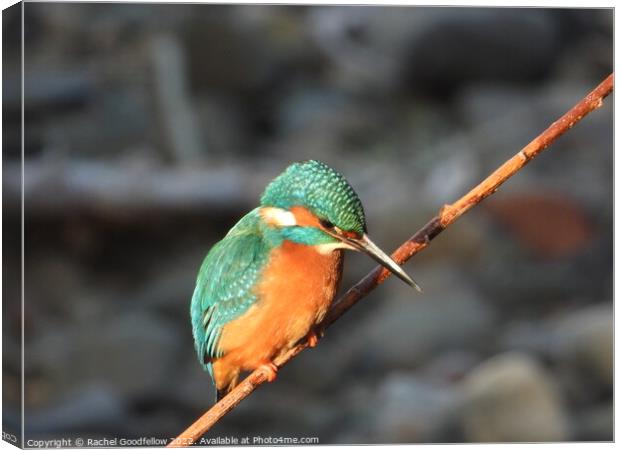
[2,4,612,444]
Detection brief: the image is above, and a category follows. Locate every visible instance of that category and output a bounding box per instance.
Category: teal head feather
[259,160,420,289]
[260,160,366,241]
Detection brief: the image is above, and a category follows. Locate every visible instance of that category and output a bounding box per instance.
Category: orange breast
[217,241,343,372]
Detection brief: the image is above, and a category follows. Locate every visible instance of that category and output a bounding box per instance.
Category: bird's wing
[190,210,269,367]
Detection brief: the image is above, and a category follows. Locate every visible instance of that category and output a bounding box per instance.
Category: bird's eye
[319,218,335,229]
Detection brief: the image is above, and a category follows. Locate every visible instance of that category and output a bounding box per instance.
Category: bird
[190,160,421,401]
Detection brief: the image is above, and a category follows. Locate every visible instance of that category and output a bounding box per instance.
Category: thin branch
[168,73,614,447]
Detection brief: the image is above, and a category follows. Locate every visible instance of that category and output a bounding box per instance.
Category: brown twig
[168,73,613,447]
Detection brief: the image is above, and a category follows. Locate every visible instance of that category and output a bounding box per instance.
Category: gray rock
[401,9,562,96]
[371,372,461,443]
[501,303,612,391]
[4,70,95,114]
[194,94,251,156]
[27,312,183,401]
[422,146,481,205]
[460,352,569,442]
[418,350,481,384]
[307,7,419,93]
[334,372,460,443]
[343,269,496,372]
[548,303,612,388]
[25,383,128,436]
[183,6,317,93]
[80,312,184,398]
[500,320,554,357]
[572,403,613,441]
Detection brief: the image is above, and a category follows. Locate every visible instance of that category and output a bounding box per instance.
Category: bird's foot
[257,362,278,383]
[306,326,325,348]
[306,329,319,348]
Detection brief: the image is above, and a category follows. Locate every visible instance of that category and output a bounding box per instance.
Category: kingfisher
[191,160,421,401]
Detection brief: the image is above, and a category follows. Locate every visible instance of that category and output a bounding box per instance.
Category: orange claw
[258,362,278,382]
[306,330,319,348]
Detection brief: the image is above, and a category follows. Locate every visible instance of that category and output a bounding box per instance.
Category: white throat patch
[315,242,355,254]
[260,207,297,227]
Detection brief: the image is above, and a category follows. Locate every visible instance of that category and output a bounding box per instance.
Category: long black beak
[347,234,423,293]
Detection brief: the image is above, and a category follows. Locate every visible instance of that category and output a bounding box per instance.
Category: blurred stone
[476,240,604,312]
[131,253,199,317]
[275,87,352,135]
[371,373,461,443]
[343,269,496,372]
[461,352,568,442]
[267,89,390,166]
[334,374,460,444]
[194,94,251,156]
[548,303,612,388]
[572,403,613,441]
[500,303,612,413]
[183,6,319,94]
[26,254,90,319]
[27,312,183,401]
[418,350,481,384]
[401,9,563,97]
[500,303,612,392]
[5,70,95,115]
[457,83,535,126]
[500,320,553,356]
[25,383,128,436]
[553,10,612,82]
[307,7,416,93]
[423,148,480,205]
[80,312,183,397]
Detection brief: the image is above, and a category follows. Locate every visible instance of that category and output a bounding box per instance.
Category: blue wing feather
[190,208,270,374]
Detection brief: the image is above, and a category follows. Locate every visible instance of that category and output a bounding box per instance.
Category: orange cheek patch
[340,230,361,240]
[290,206,321,227]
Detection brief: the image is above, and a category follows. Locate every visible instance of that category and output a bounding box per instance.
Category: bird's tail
[209,360,240,403]
[206,362,220,402]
